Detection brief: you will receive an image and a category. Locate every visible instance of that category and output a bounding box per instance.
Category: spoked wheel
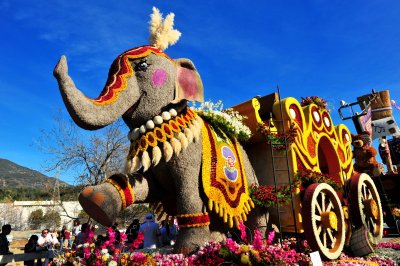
[350,173,383,245]
[302,183,345,260]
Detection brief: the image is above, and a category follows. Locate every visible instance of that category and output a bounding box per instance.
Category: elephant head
[53,45,204,131]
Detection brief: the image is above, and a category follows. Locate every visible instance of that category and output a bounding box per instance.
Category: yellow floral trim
[145,132,158,148]
[106,178,127,209]
[201,122,254,229]
[127,109,198,160]
[176,212,211,228]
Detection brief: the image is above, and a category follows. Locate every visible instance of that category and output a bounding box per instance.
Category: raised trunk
[53,56,140,130]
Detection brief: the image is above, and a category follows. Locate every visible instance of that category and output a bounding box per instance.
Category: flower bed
[50,222,399,265]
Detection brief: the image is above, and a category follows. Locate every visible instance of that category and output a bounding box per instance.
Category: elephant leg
[79,173,161,226]
[162,140,225,253]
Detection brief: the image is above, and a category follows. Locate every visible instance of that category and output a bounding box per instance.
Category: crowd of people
[0,214,178,265]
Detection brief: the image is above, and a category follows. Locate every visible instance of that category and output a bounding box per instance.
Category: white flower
[108,260,118,266]
[77,244,83,248]
[83,243,89,248]
[101,249,109,255]
[192,100,252,141]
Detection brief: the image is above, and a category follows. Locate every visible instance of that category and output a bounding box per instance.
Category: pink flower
[252,229,262,250]
[267,230,275,245]
[239,220,247,243]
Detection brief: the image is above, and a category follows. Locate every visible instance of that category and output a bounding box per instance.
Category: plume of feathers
[149,7,181,50]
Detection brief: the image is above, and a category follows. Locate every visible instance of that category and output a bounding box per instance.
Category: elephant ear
[172,58,204,103]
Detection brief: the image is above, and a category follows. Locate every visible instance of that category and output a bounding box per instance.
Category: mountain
[0,158,71,189]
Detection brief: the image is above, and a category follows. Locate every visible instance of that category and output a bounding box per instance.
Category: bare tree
[36,111,129,185]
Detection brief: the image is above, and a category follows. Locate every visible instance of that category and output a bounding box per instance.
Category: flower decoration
[301,96,329,110]
[295,169,342,192]
[249,183,297,208]
[192,100,252,142]
[50,224,398,265]
[250,169,342,209]
[257,122,297,150]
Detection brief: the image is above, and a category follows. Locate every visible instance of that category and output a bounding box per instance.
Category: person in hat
[139,213,160,248]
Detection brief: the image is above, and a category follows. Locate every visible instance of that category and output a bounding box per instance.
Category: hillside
[0,158,70,189]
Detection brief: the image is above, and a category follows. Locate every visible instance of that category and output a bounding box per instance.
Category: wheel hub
[364,199,379,220]
[321,211,338,230]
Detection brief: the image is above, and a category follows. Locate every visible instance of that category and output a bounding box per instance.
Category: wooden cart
[233,93,384,260]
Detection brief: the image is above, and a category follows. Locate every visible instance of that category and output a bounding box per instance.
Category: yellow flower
[240,254,250,265]
[241,245,249,252]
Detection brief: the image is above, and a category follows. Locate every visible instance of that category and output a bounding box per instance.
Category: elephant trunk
[53,56,140,130]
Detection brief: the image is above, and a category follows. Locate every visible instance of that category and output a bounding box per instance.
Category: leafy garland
[250,169,342,208]
[257,122,297,150]
[192,100,252,142]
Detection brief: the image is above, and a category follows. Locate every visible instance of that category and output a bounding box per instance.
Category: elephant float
[53,8,266,252]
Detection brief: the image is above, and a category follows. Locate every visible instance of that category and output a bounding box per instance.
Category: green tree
[28,209,44,229]
[43,209,61,229]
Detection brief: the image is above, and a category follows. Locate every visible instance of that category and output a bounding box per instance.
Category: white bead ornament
[169,108,177,117]
[146,120,155,129]
[162,111,171,121]
[154,116,163,125]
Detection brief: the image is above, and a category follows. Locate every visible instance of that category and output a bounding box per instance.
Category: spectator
[160,216,178,246]
[126,219,140,244]
[0,224,13,266]
[63,226,71,249]
[24,235,38,266]
[73,223,89,246]
[37,229,59,250]
[139,213,160,249]
[37,229,58,266]
[71,219,81,239]
[160,220,169,246]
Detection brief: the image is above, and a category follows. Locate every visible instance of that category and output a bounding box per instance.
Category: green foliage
[43,209,61,229]
[28,209,44,229]
[0,188,50,202]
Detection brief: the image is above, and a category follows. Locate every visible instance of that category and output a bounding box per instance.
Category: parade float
[51,7,399,265]
[339,89,400,238]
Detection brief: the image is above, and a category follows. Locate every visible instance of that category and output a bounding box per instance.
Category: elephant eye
[134,59,151,72]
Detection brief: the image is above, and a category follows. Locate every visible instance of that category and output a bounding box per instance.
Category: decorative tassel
[163,141,174,162]
[125,159,132,174]
[223,211,228,223]
[128,156,141,173]
[234,216,240,229]
[178,132,188,150]
[208,199,213,211]
[142,151,151,172]
[228,216,233,228]
[219,207,224,218]
[184,127,194,144]
[241,212,247,221]
[152,146,162,166]
[170,137,182,156]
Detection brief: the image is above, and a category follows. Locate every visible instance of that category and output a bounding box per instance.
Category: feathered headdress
[149,7,181,51]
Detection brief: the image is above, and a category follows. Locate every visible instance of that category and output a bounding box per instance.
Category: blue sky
[1,0,400,184]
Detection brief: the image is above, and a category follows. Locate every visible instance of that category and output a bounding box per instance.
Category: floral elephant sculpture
[53,8,264,252]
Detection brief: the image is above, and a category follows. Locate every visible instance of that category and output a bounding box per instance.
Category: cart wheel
[302,183,345,260]
[350,173,383,245]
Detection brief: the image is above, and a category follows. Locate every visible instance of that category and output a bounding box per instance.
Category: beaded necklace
[126,107,202,173]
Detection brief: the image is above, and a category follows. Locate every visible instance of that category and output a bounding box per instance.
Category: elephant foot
[172,227,225,255]
[79,182,123,226]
